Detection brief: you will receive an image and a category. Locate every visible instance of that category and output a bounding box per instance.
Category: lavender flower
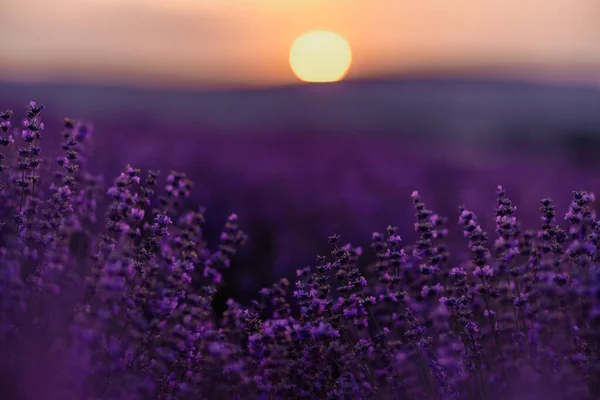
[0,101,600,400]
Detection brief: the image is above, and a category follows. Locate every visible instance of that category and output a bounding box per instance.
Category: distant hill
[0,77,599,149]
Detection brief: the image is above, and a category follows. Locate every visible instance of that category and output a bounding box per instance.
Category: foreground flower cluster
[1,102,600,400]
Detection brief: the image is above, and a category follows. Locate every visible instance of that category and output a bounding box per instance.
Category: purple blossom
[0,101,599,400]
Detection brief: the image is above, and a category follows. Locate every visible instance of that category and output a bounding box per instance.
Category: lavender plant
[1,101,600,400]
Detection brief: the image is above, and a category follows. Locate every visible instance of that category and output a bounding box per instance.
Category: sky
[1,0,599,88]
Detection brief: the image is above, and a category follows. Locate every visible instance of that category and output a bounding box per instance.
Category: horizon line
[1,66,599,93]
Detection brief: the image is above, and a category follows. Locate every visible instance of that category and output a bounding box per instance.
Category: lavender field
[2,80,600,399]
[3,79,599,301]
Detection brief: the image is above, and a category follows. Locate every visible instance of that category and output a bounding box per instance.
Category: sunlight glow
[289,31,352,83]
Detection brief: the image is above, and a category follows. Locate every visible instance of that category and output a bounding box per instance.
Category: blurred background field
[2,0,600,302]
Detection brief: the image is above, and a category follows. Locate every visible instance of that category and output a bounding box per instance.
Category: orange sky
[1,0,599,88]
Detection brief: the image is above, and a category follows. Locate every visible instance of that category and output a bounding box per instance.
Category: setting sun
[289,31,352,83]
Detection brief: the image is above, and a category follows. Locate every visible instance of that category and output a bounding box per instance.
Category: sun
[289,31,352,83]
